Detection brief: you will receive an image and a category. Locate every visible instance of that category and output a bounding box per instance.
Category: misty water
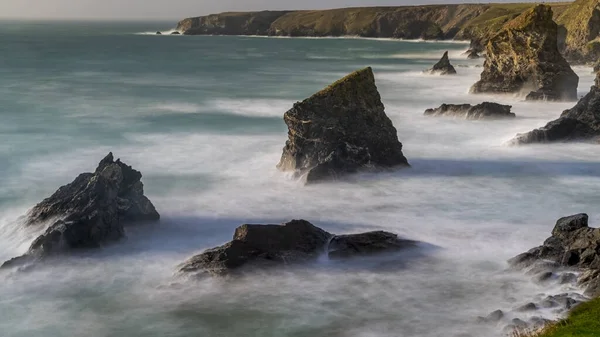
[1,21,599,337]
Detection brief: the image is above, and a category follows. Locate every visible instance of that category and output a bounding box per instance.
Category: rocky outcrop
[509,213,600,297]
[470,5,579,102]
[177,11,291,35]
[427,51,457,75]
[277,67,409,183]
[466,50,480,59]
[510,72,600,144]
[170,31,181,35]
[555,0,600,63]
[178,220,418,276]
[424,102,515,120]
[1,153,159,268]
[155,31,162,35]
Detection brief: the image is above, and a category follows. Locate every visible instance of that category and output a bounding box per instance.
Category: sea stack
[424,102,515,120]
[470,5,579,101]
[277,67,409,183]
[2,153,160,268]
[510,72,600,144]
[428,51,457,75]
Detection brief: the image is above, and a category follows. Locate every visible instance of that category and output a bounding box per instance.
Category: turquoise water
[1,21,599,337]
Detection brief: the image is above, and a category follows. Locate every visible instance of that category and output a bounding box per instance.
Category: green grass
[529,297,600,337]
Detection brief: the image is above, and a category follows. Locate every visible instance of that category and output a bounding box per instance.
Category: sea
[0,21,598,337]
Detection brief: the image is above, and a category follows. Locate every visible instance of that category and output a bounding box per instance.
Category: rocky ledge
[509,213,600,297]
[470,5,579,101]
[424,102,515,120]
[277,67,409,183]
[427,51,456,75]
[2,153,160,268]
[178,220,418,277]
[510,72,600,145]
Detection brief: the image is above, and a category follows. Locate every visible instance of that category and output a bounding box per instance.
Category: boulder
[427,51,457,75]
[170,31,181,35]
[470,5,579,101]
[178,220,418,276]
[155,31,162,35]
[277,67,409,183]
[509,72,600,144]
[1,153,159,268]
[424,102,515,120]
[508,213,600,296]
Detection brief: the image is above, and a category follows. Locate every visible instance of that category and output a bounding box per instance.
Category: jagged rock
[1,153,159,268]
[427,51,457,75]
[509,72,600,144]
[508,213,600,295]
[466,50,480,59]
[470,5,579,101]
[424,102,515,120]
[277,67,409,183]
[178,220,418,276]
[328,231,418,259]
[555,0,600,63]
[155,31,162,35]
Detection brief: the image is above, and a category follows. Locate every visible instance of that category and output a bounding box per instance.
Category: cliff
[555,0,600,62]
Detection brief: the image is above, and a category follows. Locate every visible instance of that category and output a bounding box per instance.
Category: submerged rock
[509,72,600,144]
[277,67,409,183]
[427,51,457,75]
[470,5,579,101]
[170,31,181,35]
[155,31,162,35]
[178,220,418,276]
[1,153,159,268]
[424,102,515,120]
[508,213,600,296]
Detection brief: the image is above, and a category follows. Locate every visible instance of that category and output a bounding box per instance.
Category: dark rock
[170,31,181,35]
[466,50,480,59]
[178,220,418,276]
[470,5,579,101]
[534,271,555,283]
[427,51,457,75]
[516,302,538,312]
[155,31,162,35]
[509,74,600,144]
[328,231,418,259]
[424,102,515,120]
[558,272,578,284]
[1,153,159,268]
[277,67,409,183]
[512,318,529,329]
[509,213,600,296]
[479,309,504,323]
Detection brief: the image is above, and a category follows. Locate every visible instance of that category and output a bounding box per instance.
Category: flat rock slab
[424,102,515,120]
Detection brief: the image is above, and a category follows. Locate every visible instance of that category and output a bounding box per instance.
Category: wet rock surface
[424,102,515,120]
[277,67,409,183]
[178,220,418,277]
[1,153,159,268]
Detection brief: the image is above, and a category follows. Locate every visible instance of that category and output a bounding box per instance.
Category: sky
[0,0,556,20]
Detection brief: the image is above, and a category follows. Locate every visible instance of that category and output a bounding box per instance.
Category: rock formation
[470,5,579,101]
[1,153,159,268]
[509,213,600,297]
[277,67,409,183]
[555,0,600,63]
[178,220,418,276]
[424,102,515,120]
[466,49,480,59]
[427,51,457,75]
[155,31,162,35]
[510,72,600,144]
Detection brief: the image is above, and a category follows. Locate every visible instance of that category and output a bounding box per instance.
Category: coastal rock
[470,5,579,101]
[466,50,480,59]
[509,72,600,144]
[178,220,418,276]
[424,102,515,120]
[276,67,409,183]
[1,153,159,268]
[555,0,600,63]
[427,51,456,75]
[155,31,162,35]
[508,213,600,295]
[170,31,181,35]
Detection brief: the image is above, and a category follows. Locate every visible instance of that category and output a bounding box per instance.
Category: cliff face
[177,11,291,35]
[556,0,600,62]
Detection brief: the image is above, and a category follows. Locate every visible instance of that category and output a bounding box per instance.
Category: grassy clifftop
[526,297,600,337]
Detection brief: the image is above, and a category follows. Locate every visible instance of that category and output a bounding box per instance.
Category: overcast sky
[0,0,553,20]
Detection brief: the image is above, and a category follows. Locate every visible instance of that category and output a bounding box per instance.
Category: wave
[243,34,470,44]
[145,98,291,118]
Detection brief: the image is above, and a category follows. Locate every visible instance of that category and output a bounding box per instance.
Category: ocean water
[0,21,599,337]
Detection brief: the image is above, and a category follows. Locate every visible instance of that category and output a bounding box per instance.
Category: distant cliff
[176,2,600,62]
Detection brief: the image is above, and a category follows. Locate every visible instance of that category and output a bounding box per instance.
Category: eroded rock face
[428,51,457,75]
[509,213,600,297]
[277,67,409,183]
[1,153,159,268]
[178,220,418,276]
[555,0,600,63]
[470,5,579,101]
[510,73,600,144]
[424,102,515,120]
